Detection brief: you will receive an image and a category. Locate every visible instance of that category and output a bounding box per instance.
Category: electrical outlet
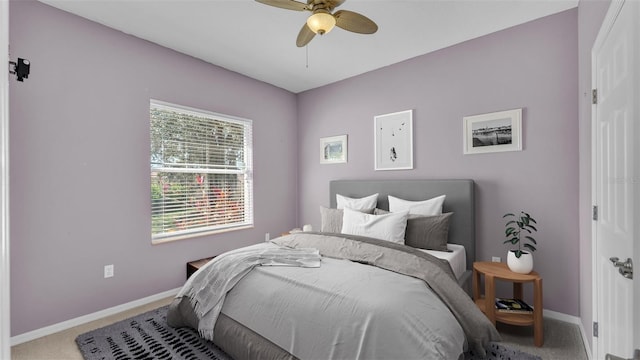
[104,264,114,278]
[492,257,501,263]
[265,233,270,242]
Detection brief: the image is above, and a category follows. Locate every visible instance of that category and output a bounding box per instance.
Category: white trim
[10,287,180,346]
[590,1,625,359]
[543,308,582,324]
[0,0,11,358]
[581,322,593,360]
[543,309,592,359]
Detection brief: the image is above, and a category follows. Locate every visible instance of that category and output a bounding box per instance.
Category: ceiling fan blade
[334,10,378,34]
[255,0,309,11]
[296,23,316,47]
[327,0,346,9]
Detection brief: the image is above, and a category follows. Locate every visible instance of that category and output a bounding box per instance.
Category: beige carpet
[12,298,588,360]
[495,318,588,360]
[11,297,174,360]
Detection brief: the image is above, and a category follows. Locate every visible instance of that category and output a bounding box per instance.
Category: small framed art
[463,108,522,155]
[320,135,347,164]
[374,109,413,170]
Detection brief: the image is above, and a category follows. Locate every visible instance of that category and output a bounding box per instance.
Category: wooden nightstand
[473,261,544,347]
[186,256,216,280]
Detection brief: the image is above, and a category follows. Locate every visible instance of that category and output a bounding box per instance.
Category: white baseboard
[543,309,592,360]
[10,287,180,346]
[543,308,581,324]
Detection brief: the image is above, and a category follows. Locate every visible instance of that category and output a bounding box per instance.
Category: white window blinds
[150,100,253,243]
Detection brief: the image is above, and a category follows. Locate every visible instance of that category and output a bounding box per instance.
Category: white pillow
[388,194,446,216]
[336,193,378,211]
[341,207,409,243]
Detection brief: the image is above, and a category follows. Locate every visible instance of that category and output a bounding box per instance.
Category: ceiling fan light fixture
[307,11,336,35]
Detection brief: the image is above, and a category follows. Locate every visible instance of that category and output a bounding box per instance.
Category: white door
[592,0,639,359]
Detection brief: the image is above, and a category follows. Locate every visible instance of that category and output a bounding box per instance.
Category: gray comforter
[168,232,500,358]
[174,244,321,340]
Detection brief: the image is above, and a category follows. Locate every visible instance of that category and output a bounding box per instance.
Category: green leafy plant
[503,211,538,258]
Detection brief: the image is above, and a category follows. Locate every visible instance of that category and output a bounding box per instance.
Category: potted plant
[503,211,538,274]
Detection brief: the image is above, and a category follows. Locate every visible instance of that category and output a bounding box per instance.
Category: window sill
[151,225,254,245]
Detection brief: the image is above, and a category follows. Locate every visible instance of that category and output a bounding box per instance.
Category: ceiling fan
[255,0,378,47]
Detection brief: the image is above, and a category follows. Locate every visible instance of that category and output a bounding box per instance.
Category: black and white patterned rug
[465,342,541,360]
[76,305,540,360]
[75,306,230,360]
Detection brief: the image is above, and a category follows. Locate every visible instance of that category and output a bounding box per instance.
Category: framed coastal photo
[374,109,413,170]
[463,108,522,155]
[320,135,347,164]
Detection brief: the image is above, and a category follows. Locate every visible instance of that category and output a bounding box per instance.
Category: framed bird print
[374,110,413,171]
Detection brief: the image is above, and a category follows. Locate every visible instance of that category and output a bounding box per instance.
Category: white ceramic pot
[507,250,533,274]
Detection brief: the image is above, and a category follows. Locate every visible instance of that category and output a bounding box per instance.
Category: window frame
[150,99,254,244]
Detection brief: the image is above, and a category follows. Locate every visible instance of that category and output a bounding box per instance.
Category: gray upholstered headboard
[330,179,475,270]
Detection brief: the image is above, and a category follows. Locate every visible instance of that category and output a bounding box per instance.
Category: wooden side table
[473,261,544,347]
[186,256,216,280]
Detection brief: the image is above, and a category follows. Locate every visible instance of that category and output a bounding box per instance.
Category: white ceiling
[38,0,578,93]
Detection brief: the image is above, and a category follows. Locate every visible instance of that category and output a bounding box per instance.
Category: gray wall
[297,9,580,315]
[8,0,613,341]
[9,0,298,335]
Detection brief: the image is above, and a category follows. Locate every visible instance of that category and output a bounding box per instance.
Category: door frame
[591,0,631,358]
[0,0,10,358]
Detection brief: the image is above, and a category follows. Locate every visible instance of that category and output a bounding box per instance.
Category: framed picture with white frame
[374,109,413,170]
[320,135,347,164]
[463,108,522,155]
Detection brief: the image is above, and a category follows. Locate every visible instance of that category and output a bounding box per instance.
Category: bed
[167,179,500,359]
[329,179,476,294]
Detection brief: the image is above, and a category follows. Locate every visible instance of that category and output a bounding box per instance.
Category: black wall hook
[9,58,30,82]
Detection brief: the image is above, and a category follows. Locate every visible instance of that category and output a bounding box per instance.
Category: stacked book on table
[495,297,534,313]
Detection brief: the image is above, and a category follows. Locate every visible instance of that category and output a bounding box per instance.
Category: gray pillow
[375,209,453,251]
[320,206,344,233]
[405,213,453,251]
[320,206,375,233]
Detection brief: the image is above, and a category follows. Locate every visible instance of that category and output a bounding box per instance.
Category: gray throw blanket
[175,243,321,340]
[272,232,501,357]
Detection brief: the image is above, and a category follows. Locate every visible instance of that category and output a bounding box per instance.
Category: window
[150,100,253,243]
